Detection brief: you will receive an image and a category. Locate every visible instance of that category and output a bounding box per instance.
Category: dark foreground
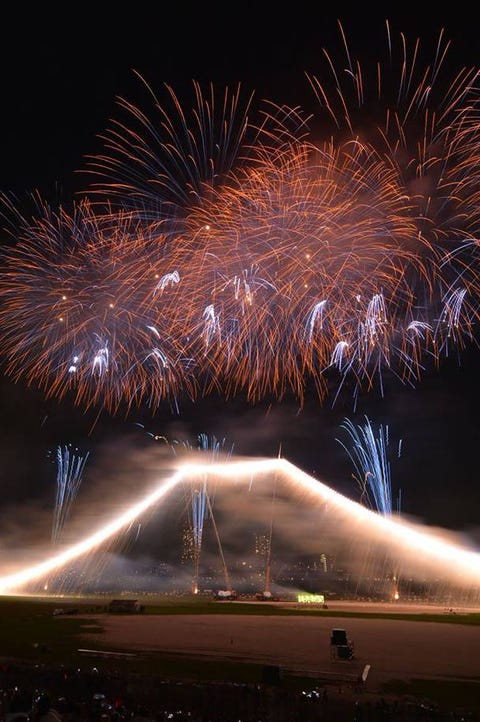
[0,660,476,722]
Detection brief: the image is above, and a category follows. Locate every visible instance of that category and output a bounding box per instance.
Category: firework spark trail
[1,457,480,594]
[2,25,480,410]
[51,444,89,545]
[85,77,305,226]
[176,434,234,593]
[336,416,401,515]
[0,200,198,413]
[0,145,451,409]
[336,416,404,598]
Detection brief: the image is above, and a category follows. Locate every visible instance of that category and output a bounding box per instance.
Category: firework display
[1,457,480,595]
[1,26,480,412]
[170,433,234,593]
[336,416,402,515]
[336,416,403,599]
[51,444,89,545]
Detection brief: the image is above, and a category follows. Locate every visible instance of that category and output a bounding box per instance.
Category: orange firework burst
[1,23,480,412]
[0,199,198,413]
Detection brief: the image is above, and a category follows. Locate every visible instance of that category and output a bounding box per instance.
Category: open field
[2,595,480,713]
[78,602,480,690]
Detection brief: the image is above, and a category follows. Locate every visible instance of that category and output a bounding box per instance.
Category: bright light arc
[0,458,478,594]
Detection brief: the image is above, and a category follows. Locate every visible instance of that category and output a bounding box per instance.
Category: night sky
[1,5,479,537]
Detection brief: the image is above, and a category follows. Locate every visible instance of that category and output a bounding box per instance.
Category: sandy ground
[79,602,480,692]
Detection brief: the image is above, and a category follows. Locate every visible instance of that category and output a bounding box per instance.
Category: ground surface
[79,600,480,692]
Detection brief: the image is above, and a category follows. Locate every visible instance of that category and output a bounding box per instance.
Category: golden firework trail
[0,457,478,594]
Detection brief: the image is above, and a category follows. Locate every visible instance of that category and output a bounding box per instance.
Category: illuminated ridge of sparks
[0,458,479,593]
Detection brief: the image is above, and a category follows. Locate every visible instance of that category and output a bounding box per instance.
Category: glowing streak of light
[337,416,396,515]
[0,458,480,594]
[51,445,89,545]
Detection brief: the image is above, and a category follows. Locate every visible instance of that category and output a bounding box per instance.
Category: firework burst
[1,24,480,412]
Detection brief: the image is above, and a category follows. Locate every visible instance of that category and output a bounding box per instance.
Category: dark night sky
[1,5,480,534]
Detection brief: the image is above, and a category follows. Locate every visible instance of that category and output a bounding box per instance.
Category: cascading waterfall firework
[336,416,401,515]
[167,433,234,593]
[2,457,480,598]
[190,483,207,594]
[51,444,89,546]
[336,415,402,597]
[44,443,90,593]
